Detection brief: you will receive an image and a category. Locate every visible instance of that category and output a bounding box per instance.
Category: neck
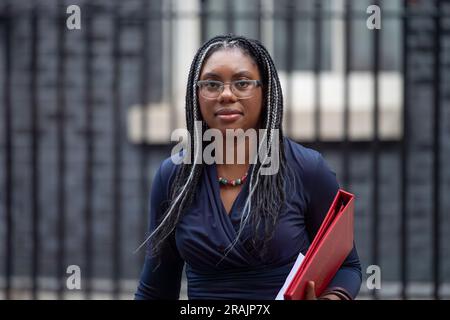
[216,136,254,179]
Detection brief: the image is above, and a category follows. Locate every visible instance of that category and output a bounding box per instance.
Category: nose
[218,83,238,103]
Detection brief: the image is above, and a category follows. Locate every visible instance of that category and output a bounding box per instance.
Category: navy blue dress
[135,138,362,300]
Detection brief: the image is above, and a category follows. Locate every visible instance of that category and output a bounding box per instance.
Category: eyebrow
[201,70,255,79]
[201,72,221,79]
[233,71,254,78]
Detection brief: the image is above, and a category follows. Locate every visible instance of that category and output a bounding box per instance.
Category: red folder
[283,189,355,300]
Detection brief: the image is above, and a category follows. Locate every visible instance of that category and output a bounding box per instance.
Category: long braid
[138,35,287,263]
[238,40,286,258]
[135,38,224,255]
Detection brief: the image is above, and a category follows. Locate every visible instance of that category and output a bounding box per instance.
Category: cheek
[198,96,208,116]
[249,95,263,120]
[198,97,215,122]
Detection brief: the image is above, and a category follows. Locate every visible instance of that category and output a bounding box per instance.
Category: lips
[215,108,243,116]
[215,108,244,122]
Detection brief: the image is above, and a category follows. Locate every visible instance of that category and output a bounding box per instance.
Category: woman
[135,34,362,300]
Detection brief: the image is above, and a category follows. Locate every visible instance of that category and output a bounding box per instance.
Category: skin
[197,47,342,301]
[305,281,342,300]
[198,47,262,215]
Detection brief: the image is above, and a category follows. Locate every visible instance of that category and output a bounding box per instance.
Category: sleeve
[134,163,185,300]
[304,154,362,299]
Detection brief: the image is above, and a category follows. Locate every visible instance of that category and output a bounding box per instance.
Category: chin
[217,123,247,133]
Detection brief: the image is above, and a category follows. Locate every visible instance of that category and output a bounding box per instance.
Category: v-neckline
[210,163,250,217]
[205,163,262,266]
[220,187,242,216]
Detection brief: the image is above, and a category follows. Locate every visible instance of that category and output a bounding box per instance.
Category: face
[198,48,263,134]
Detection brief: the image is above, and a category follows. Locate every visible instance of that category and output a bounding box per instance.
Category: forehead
[200,47,260,77]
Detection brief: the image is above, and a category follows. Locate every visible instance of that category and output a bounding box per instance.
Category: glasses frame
[196,79,262,100]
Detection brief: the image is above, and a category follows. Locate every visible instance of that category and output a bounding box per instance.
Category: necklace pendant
[218,173,247,187]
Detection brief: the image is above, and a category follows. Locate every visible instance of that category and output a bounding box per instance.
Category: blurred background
[0,0,449,300]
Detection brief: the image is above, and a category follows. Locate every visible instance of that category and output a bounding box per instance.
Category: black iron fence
[0,0,448,299]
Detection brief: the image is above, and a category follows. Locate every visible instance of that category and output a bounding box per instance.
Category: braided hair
[139,34,287,263]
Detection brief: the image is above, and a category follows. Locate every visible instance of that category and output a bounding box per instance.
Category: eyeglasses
[197,79,262,99]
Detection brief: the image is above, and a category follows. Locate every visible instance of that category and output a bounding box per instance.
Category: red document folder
[283,189,355,300]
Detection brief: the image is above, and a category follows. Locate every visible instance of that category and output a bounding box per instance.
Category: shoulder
[159,153,183,180]
[283,138,339,200]
[283,137,322,174]
[154,152,184,199]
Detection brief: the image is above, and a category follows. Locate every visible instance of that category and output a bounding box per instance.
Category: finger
[305,281,317,300]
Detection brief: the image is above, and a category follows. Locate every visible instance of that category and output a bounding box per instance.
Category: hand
[304,281,317,300]
[305,281,343,300]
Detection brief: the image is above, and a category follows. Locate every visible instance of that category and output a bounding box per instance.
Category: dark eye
[234,80,250,89]
[205,81,221,89]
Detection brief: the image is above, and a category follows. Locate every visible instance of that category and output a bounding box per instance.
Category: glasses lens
[199,81,221,99]
[232,80,256,98]
[198,80,259,99]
